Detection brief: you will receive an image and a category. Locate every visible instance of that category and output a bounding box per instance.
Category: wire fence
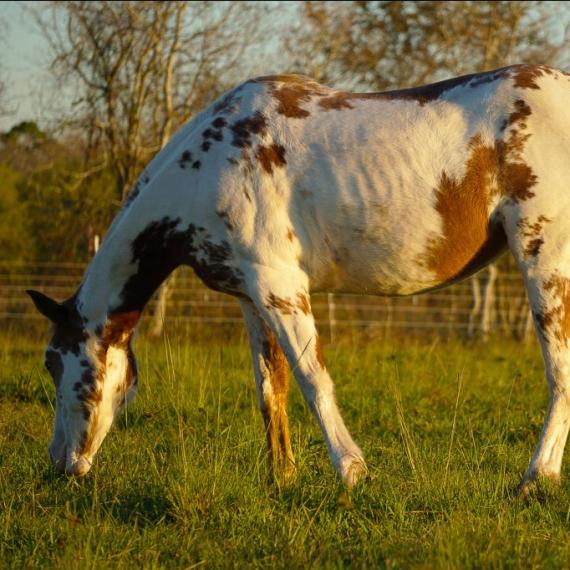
[0,260,534,340]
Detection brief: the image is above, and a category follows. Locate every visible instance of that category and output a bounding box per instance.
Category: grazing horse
[28,64,570,495]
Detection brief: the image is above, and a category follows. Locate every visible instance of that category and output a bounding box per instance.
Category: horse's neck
[77,207,180,327]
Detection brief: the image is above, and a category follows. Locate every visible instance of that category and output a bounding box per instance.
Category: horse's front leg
[245,267,367,488]
[240,300,295,484]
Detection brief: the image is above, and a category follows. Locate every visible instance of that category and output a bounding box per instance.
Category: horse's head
[27,290,138,476]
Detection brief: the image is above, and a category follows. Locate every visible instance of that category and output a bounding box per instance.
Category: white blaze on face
[77,343,130,466]
[49,337,135,475]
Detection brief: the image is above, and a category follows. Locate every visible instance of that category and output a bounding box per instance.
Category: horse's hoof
[341,457,368,489]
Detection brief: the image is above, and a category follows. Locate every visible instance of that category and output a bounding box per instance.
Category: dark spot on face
[73,381,82,392]
[201,141,211,152]
[81,366,95,388]
[178,150,193,169]
[231,112,268,148]
[212,117,227,129]
[45,350,63,387]
[49,298,88,357]
[255,143,286,174]
[192,160,201,170]
[227,157,239,166]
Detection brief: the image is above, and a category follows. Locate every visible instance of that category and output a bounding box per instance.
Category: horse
[28,64,570,496]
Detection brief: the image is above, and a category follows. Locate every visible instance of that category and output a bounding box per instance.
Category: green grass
[1,329,570,568]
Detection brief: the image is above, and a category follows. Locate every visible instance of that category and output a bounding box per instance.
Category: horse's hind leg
[240,300,295,483]
[505,210,570,495]
[244,266,366,488]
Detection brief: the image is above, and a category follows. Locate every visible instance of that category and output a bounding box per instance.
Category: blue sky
[1,1,49,131]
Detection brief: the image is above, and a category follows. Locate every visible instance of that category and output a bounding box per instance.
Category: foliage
[0,164,32,261]
[1,332,569,567]
[288,1,570,90]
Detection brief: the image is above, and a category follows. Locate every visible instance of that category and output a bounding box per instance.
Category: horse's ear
[26,290,67,324]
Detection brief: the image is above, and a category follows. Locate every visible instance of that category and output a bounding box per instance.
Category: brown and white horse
[28,64,570,495]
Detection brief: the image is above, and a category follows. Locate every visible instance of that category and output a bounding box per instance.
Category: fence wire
[0,260,533,339]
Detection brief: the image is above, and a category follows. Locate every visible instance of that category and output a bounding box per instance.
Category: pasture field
[1,326,570,569]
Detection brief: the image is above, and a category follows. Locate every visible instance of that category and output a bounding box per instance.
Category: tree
[37,1,267,199]
[0,122,117,262]
[288,1,570,91]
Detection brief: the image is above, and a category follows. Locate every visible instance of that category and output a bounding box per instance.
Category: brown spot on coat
[266,293,294,315]
[422,136,502,282]
[178,150,193,169]
[253,75,325,118]
[422,95,538,281]
[511,65,548,90]
[286,228,295,241]
[501,99,531,131]
[255,143,286,174]
[231,112,268,148]
[202,128,223,142]
[255,65,552,121]
[259,321,293,477]
[525,238,544,257]
[212,117,227,129]
[518,215,551,257]
[318,95,354,111]
[296,292,311,315]
[535,275,570,346]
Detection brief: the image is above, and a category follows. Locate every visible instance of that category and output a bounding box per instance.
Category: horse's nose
[65,456,92,477]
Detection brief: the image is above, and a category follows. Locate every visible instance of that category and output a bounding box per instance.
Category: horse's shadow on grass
[41,469,176,527]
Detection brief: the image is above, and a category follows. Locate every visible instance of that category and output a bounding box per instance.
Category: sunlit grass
[1,328,569,568]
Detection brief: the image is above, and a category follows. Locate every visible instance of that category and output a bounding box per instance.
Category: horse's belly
[306,217,507,296]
